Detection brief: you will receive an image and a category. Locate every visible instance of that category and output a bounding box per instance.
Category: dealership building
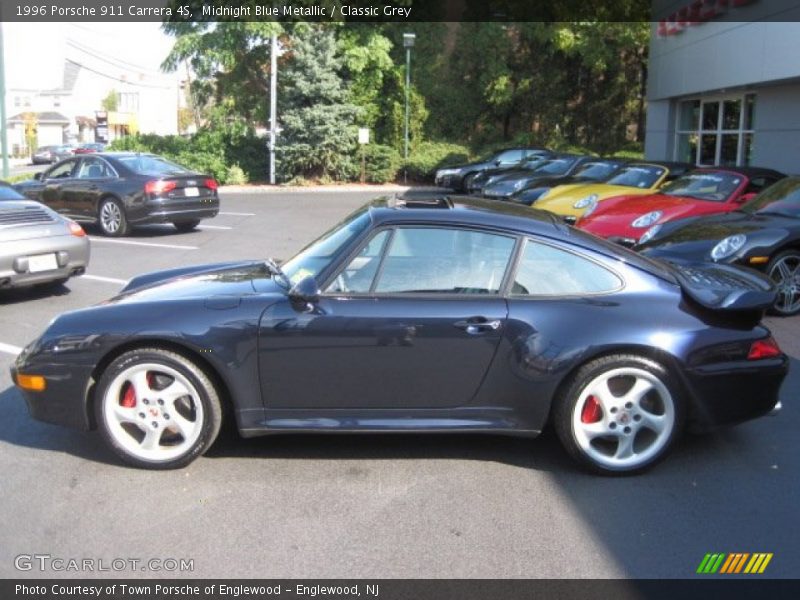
[645,0,800,174]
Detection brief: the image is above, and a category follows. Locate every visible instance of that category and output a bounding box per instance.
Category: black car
[14,153,220,236]
[466,152,554,194]
[12,196,786,474]
[637,176,800,316]
[434,147,550,192]
[509,159,627,206]
[482,154,597,200]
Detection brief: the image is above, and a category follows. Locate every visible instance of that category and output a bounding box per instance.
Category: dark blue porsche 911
[11,196,787,474]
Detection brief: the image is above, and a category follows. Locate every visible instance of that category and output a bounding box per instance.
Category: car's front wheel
[98,197,129,237]
[767,250,800,316]
[554,354,683,475]
[173,219,201,233]
[95,348,223,469]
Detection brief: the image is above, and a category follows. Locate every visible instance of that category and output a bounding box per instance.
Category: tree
[101,90,118,112]
[278,25,361,181]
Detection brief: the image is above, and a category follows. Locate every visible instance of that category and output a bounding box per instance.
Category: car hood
[639,212,798,259]
[588,193,730,222]
[538,184,655,210]
[110,261,283,305]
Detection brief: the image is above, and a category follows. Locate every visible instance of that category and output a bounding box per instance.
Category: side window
[45,160,76,179]
[77,158,113,179]
[496,150,524,164]
[744,177,770,194]
[326,230,390,294]
[373,228,515,294]
[511,240,622,296]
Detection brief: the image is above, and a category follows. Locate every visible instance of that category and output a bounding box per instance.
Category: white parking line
[89,237,198,250]
[218,211,255,216]
[0,342,21,356]
[82,274,129,285]
[197,224,233,230]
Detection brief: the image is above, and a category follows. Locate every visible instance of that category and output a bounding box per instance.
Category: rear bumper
[129,197,220,225]
[684,357,788,432]
[0,234,90,288]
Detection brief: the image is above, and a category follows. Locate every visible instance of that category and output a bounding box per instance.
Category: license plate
[184,187,199,197]
[28,253,59,273]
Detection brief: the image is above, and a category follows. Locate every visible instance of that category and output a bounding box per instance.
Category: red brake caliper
[581,395,602,423]
[120,382,136,408]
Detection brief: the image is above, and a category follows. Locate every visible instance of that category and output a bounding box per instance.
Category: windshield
[536,158,575,175]
[605,165,665,188]
[574,162,619,180]
[521,155,550,170]
[117,155,191,176]
[660,172,742,202]
[282,207,371,284]
[742,177,800,217]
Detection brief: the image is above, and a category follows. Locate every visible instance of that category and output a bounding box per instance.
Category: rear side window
[511,240,622,296]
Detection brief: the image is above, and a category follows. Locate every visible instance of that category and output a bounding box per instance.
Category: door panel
[258,297,508,409]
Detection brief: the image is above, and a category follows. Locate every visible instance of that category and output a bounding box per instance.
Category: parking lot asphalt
[0,190,798,579]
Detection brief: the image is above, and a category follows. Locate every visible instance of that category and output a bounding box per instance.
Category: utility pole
[269,34,278,185]
[0,23,10,178]
[402,33,415,184]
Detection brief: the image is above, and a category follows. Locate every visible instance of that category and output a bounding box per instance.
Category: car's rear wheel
[95,348,223,469]
[554,354,683,475]
[173,219,201,233]
[98,197,129,237]
[767,250,800,316]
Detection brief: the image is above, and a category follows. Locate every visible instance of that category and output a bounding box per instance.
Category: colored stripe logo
[697,553,773,574]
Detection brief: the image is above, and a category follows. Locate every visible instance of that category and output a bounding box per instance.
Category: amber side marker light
[68,221,86,237]
[15,374,46,391]
[749,256,769,265]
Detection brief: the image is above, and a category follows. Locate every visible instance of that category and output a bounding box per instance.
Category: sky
[3,22,181,90]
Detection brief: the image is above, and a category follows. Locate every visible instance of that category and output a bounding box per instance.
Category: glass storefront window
[702,101,720,130]
[722,100,741,130]
[675,94,755,166]
[719,134,739,166]
[678,100,700,130]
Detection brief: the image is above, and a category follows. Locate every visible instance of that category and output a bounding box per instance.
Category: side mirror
[494,160,502,166]
[33,172,43,181]
[738,192,757,203]
[288,275,320,303]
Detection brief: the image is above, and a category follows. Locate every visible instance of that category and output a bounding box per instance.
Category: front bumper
[434,174,462,189]
[0,234,90,288]
[684,356,788,432]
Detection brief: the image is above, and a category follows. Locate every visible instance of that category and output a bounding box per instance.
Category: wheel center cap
[618,411,631,425]
[148,407,160,418]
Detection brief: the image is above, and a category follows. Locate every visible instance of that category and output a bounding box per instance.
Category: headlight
[512,180,527,190]
[632,210,663,228]
[710,234,747,261]
[573,194,598,209]
[637,223,662,245]
[436,168,460,177]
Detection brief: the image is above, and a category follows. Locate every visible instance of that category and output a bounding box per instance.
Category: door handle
[454,318,502,334]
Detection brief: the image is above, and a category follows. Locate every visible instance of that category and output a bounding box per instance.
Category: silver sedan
[0,183,90,289]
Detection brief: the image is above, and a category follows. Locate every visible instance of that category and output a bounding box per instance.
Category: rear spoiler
[666,260,776,312]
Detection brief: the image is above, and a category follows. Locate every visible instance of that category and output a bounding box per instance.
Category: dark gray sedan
[15,153,220,236]
[0,183,90,289]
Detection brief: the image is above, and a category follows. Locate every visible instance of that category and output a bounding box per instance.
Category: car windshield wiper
[264,258,290,289]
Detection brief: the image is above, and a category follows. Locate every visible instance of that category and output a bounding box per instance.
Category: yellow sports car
[533,161,693,223]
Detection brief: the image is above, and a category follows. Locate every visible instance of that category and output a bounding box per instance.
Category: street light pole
[269,34,278,185]
[0,23,10,179]
[403,32,415,184]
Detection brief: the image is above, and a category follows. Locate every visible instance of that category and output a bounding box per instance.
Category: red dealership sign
[657,0,758,37]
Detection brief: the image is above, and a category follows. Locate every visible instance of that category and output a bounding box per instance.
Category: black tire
[766,250,800,316]
[553,354,684,475]
[94,348,223,469]
[173,219,201,233]
[98,197,129,237]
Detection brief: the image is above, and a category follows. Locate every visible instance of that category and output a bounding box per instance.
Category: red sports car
[576,167,786,246]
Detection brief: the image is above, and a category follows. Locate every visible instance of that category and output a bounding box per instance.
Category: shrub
[225,165,248,185]
[403,141,471,182]
[356,144,400,183]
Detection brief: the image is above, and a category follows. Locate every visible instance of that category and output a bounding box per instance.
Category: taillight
[747,337,782,360]
[204,178,219,191]
[68,221,86,237]
[145,180,177,195]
